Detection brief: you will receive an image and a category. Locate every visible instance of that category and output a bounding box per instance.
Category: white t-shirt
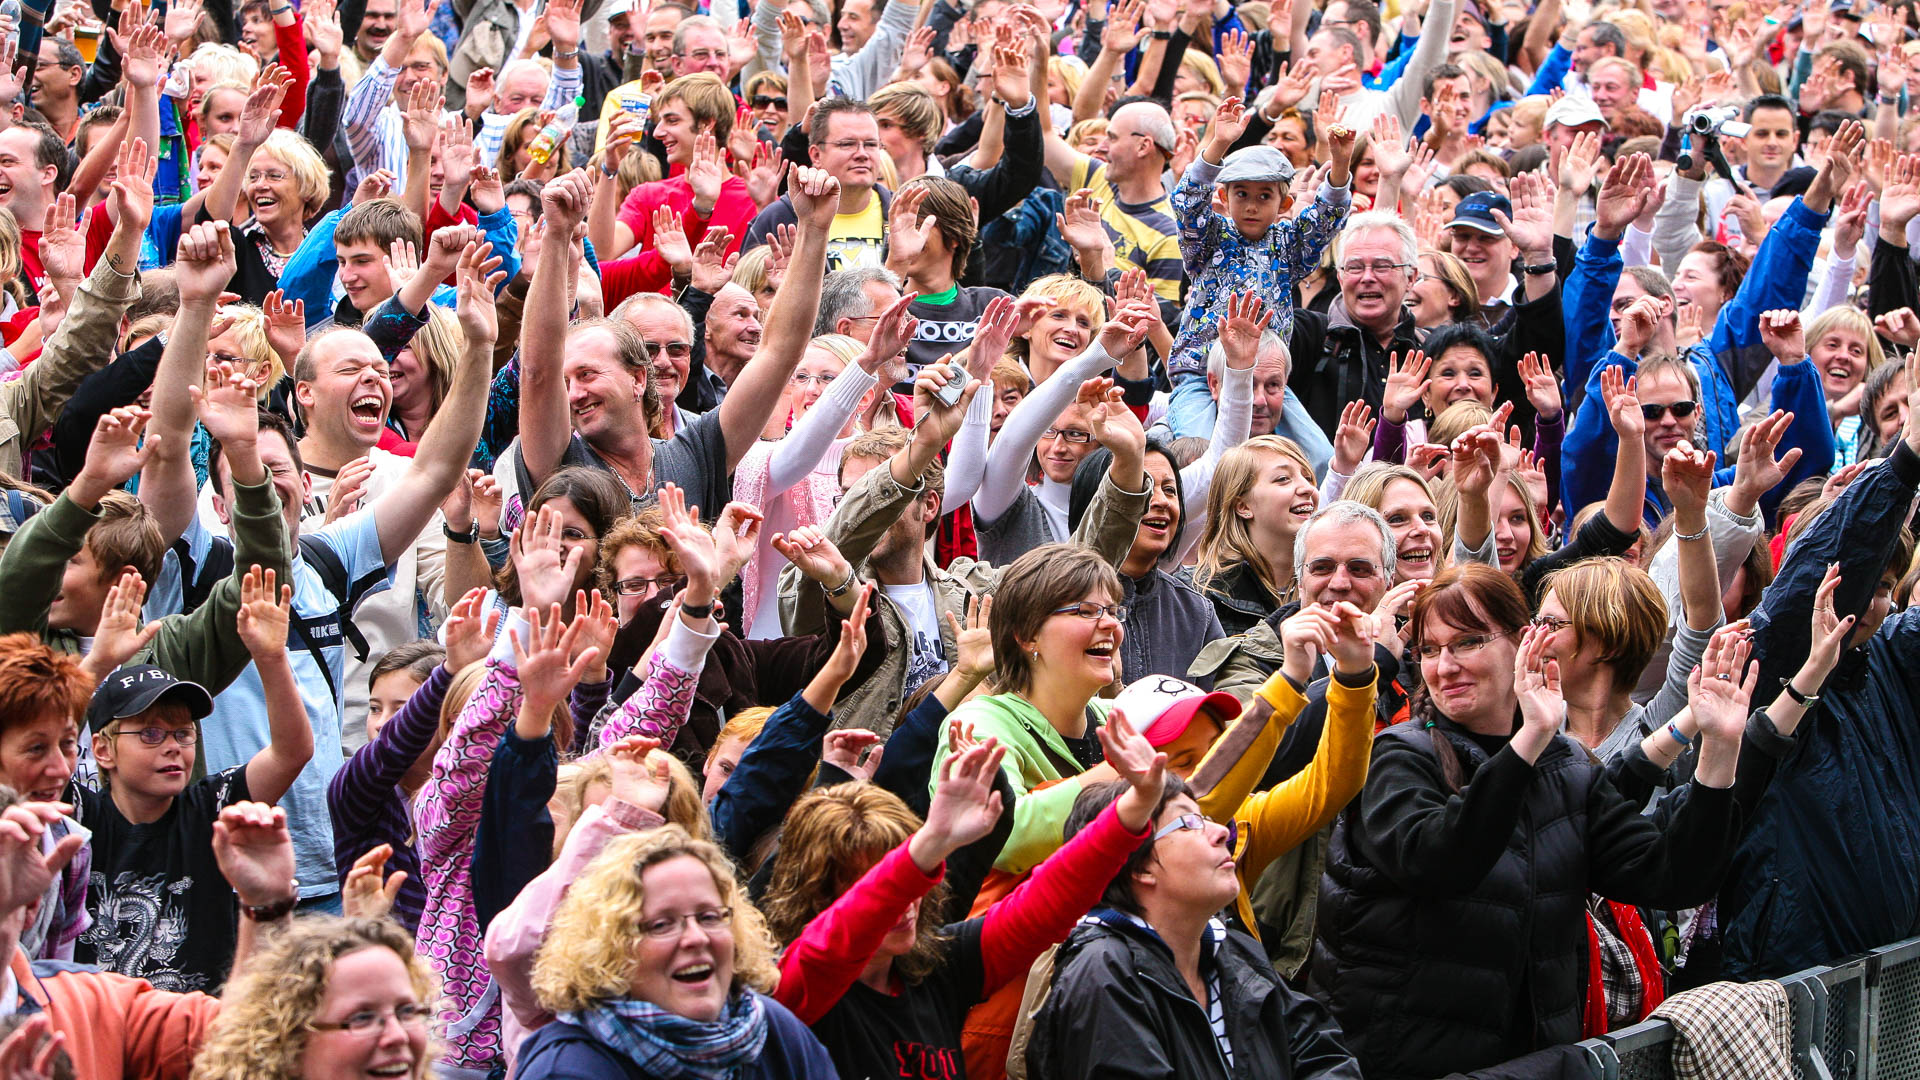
[884,580,948,692]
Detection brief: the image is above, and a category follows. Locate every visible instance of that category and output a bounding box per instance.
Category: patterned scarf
[561,989,769,1080]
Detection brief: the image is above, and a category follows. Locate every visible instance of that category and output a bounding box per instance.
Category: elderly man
[468,58,580,163]
[1044,100,1185,306]
[1286,212,1426,433]
[446,0,597,111]
[1160,331,1333,477]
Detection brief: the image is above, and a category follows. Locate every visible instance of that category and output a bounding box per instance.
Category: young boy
[72,565,312,992]
[1165,98,1356,438]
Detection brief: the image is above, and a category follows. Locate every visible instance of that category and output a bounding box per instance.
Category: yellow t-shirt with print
[1070,157,1184,305]
[826,194,888,272]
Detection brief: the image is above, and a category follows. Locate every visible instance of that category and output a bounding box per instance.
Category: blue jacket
[1562,198,1828,449]
[1720,442,1920,978]
[708,691,834,862]
[1559,349,1833,526]
[515,995,840,1080]
[279,203,524,327]
[1526,42,1572,95]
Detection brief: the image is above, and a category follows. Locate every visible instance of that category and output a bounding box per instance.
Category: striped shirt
[343,55,581,191]
[1072,158,1184,306]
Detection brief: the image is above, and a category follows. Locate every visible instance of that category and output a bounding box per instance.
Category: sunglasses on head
[752,94,788,109]
[1640,399,1698,420]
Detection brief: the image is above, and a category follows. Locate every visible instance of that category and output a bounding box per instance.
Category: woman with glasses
[761,715,1167,1080]
[1026,770,1363,1080]
[1313,563,1746,1079]
[191,916,439,1080]
[516,827,836,1080]
[1407,249,1479,329]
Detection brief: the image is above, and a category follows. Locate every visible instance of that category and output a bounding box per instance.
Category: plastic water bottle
[527,95,584,165]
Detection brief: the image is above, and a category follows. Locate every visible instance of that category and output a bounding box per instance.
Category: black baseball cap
[87,666,214,733]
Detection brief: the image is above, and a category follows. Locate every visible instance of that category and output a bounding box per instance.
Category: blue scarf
[561,990,769,1080]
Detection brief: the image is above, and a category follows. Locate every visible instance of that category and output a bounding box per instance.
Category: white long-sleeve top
[1169,362,1254,566]
[973,341,1117,532]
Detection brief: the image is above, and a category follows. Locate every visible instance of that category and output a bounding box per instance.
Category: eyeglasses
[790,372,837,388]
[827,138,882,153]
[1051,601,1128,622]
[116,726,198,746]
[1640,399,1698,420]
[1414,631,1511,660]
[246,170,291,185]
[1530,613,1572,633]
[1303,557,1379,579]
[1338,259,1415,278]
[752,94,788,109]
[309,1002,432,1036]
[613,573,684,596]
[1151,813,1237,849]
[647,341,694,360]
[640,907,733,940]
[1041,427,1094,444]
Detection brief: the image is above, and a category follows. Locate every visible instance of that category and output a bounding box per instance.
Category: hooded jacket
[1026,910,1363,1080]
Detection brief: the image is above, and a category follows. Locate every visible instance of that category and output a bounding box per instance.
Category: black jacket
[1180,560,1283,637]
[1287,300,1425,438]
[1720,441,1920,978]
[1313,715,1738,1080]
[1028,910,1363,1080]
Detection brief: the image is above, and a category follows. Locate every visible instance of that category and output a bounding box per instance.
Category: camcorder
[1684,106,1753,140]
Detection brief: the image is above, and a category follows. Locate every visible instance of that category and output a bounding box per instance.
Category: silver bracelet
[1674,523,1710,543]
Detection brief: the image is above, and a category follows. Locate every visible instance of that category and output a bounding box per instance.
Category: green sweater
[932,692,1118,875]
[0,477,290,696]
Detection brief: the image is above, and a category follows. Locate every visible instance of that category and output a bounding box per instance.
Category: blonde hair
[531,828,779,1013]
[1436,471,1549,569]
[0,208,28,310]
[188,43,260,89]
[1507,95,1551,147]
[1014,274,1106,365]
[1067,117,1110,152]
[1419,248,1480,320]
[1427,399,1494,447]
[1192,436,1317,602]
[1538,556,1669,686]
[1177,50,1226,96]
[190,917,439,1080]
[499,107,568,182]
[869,81,943,145]
[1048,55,1089,102]
[401,306,464,414]
[213,304,284,400]
[255,128,333,219]
[731,245,772,298]
[1805,307,1885,381]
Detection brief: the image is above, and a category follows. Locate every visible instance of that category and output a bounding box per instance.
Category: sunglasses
[752,94,788,109]
[1640,399,1698,420]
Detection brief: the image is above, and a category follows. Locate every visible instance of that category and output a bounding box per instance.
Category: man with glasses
[1286,211,1427,433]
[745,99,894,271]
[74,656,309,991]
[611,293,704,437]
[1044,100,1185,309]
[667,15,731,79]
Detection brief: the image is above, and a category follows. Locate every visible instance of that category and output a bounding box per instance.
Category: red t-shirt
[19,229,45,293]
[613,173,755,295]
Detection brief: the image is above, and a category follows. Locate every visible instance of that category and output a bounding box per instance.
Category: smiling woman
[517,827,836,1080]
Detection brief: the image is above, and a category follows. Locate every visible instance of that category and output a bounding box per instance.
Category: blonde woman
[1185,436,1322,633]
[1408,249,1481,328]
[517,828,836,1080]
[1344,462,1446,583]
[1805,306,1885,462]
[191,916,439,1080]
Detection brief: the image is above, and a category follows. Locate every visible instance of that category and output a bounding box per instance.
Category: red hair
[0,634,91,736]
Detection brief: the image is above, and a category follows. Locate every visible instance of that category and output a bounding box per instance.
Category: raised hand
[885,184,934,271]
[1880,153,1920,235]
[191,360,265,446]
[787,164,843,230]
[262,290,306,364]
[1593,151,1655,240]
[1217,290,1271,370]
[1518,351,1562,422]
[944,593,995,684]
[1600,365,1645,439]
[341,843,407,920]
[914,738,1008,868]
[1613,295,1661,359]
[455,240,508,345]
[822,729,885,780]
[1097,707,1168,830]
[401,76,443,152]
[606,735,673,811]
[0,1012,66,1080]
[657,483,719,605]
[509,603,600,715]
[235,565,293,659]
[686,132,727,210]
[355,169,397,205]
[1510,625,1565,760]
[37,195,85,285]
[1102,0,1147,52]
[653,205,693,275]
[165,0,205,41]
[1084,380,1146,461]
[443,587,499,672]
[0,801,84,917]
[690,227,737,295]
[1332,401,1375,475]
[1803,563,1857,679]
[771,524,854,588]
[545,0,583,55]
[859,290,922,373]
[1054,187,1111,259]
[323,455,375,525]
[212,802,297,908]
[1218,27,1254,92]
[539,168,596,232]
[1381,349,1431,424]
[1492,167,1553,260]
[966,296,1022,380]
[1661,441,1716,520]
[78,407,158,493]
[710,502,765,592]
[122,17,170,90]
[1758,308,1807,363]
[82,571,162,681]
[1729,408,1803,514]
[568,588,618,682]
[513,505,587,611]
[1686,629,1757,743]
[1096,298,1155,358]
[910,355,980,443]
[306,0,345,63]
[240,67,295,149]
[1207,96,1251,159]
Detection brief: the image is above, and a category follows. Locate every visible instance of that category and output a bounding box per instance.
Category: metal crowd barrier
[1503,933,1920,1079]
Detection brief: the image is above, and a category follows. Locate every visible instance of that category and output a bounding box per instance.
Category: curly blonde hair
[191,917,439,1080]
[532,827,779,1014]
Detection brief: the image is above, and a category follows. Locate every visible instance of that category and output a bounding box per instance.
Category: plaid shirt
[1651,980,1793,1078]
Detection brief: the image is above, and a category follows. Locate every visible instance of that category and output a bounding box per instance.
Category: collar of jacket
[1201,561,1284,619]
[1086,907,1229,964]
[1326,294,1420,347]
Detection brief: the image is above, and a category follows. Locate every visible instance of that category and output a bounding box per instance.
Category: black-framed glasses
[1414,631,1511,660]
[1339,259,1415,278]
[116,726,197,747]
[613,574,684,596]
[1304,557,1380,579]
[1051,601,1128,622]
[309,1002,431,1036]
[752,94,788,109]
[1640,399,1697,420]
[640,907,733,940]
[1041,427,1094,444]
[1530,613,1572,633]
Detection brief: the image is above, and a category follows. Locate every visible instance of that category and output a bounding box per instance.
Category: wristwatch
[1522,261,1556,275]
[1151,28,1172,38]
[1783,679,1821,708]
[444,521,479,544]
[241,895,297,922]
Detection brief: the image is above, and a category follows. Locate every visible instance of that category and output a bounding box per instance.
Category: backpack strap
[172,533,236,616]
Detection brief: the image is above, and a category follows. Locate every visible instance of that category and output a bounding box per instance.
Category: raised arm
[205,73,293,225]
[138,222,236,544]
[237,567,313,804]
[1661,443,1724,634]
[369,241,505,563]
[517,169,594,486]
[1599,364,1650,532]
[715,165,840,472]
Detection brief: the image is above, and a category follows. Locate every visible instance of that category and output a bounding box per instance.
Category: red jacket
[12,950,221,1080]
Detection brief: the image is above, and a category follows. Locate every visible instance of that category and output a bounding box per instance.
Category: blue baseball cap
[1447,191,1512,236]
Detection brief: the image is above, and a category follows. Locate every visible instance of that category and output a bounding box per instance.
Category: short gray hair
[1116,101,1177,155]
[1333,211,1418,268]
[1292,501,1396,587]
[814,267,902,337]
[672,13,722,51]
[497,58,551,93]
[1206,329,1288,384]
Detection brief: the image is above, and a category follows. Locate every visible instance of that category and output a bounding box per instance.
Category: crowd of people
[0,0,1911,1073]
